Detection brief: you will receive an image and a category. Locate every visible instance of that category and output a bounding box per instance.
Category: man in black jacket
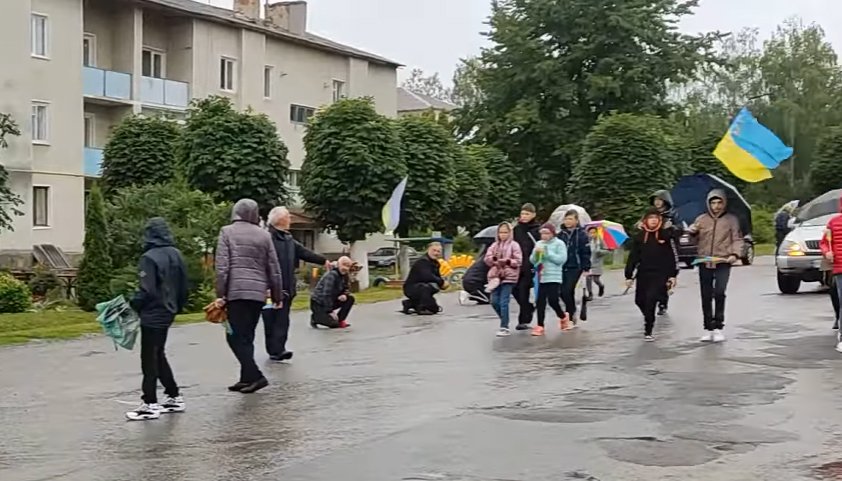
[402,242,447,315]
[264,207,330,361]
[557,210,592,326]
[126,218,189,421]
[625,209,679,341]
[513,203,542,330]
[310,256,354,329]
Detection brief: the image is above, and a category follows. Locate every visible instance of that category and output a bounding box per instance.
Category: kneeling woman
[484,222,523,337]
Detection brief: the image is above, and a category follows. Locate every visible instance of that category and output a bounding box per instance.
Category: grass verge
[0,287,405,347]
[755,243,775,256]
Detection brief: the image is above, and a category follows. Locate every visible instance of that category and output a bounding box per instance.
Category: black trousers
[404,283,439,313]
[536,282,564,327]
[226,300,265,383]
[311,295,355,328]
[262,300,292,356]
[830,275,840,328]
[635,273,669,336]
[140,325,179,404]
[513,271,534,325]
[699,264,732,330]
[560,268,583,319]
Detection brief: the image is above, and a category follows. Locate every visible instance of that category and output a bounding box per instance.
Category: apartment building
[0,0,400,265]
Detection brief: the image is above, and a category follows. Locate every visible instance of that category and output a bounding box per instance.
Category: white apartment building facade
[0,0,400,266]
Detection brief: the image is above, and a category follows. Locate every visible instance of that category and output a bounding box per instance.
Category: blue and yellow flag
[713,108,794,183]
[382,176,408,235]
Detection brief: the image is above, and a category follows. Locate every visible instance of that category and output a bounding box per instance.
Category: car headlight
[781,240,805,256]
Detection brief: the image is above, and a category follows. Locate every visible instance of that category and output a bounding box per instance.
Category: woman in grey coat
[215,199,283,394]
[585,226,609,300]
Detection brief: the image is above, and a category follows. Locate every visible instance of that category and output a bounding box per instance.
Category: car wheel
[777,271,801,294]
[741,245,755,265]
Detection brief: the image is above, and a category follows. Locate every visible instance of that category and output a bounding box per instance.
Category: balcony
[84,147,103,177]
[140,77,190,109]
[83,67,132,105]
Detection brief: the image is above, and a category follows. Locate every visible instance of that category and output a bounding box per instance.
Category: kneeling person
[624,209,679,341]
[310,256,354,329]
[402,242,448,315]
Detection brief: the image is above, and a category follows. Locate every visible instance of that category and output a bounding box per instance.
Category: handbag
[204,301,227,324]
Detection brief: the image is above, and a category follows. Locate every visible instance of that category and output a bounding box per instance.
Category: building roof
[138,0,401,67]
[397,87,457,113]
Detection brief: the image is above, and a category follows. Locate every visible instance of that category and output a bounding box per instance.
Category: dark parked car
[676,230,755,268]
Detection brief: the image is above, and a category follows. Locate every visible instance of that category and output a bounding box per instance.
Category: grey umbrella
[473,225,498,243]
[797,189,842,222]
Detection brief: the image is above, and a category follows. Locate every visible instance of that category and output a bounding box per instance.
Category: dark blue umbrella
[670,174,752,235]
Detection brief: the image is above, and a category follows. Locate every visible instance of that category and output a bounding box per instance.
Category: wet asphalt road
[2,257,842,481]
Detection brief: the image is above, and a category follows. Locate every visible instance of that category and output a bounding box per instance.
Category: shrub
[452,234,476,254]
[108,265,139,300]
[752,205,775,245]
[811,126,842,196]
[28,266,60,297]
[77,184,113,311]
[0,274,31,313]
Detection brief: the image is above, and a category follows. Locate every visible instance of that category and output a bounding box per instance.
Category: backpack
[96,296,140,351]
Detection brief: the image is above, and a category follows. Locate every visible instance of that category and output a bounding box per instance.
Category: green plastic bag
[96,296,140,351]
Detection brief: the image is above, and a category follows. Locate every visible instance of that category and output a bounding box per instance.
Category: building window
[332,80,346,103]
[264,66,273,99]
[142,49,165,78]
[31,14,49,58]
[31,102,49,143]
[290,104,315,124]
[220,57,236,92]
[287,169,300,189]
[82,33,96,67]
[33,186,50,227]
[84,114,95,147]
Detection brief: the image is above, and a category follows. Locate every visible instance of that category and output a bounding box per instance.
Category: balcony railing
[83,66,131,101]
[84,147,103,177]
[140,77,190,108]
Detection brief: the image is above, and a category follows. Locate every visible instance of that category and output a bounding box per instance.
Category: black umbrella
[671,174,752,235]
[796,189,842,222]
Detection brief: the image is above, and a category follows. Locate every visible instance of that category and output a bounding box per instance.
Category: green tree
[456,0,721,208]
[77,184,113,311]
[395,116,457,235]
[180,96,289,212]
[101,115,181,196]
[570,114,683,228]
[810,126,842,196]
[468,145,520,226]
[0,113,24,232]
[300,98,406,288]
[442,146,490,236]
[402,68,453,102]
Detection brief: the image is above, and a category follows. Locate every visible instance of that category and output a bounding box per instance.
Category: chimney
[233,0,260,19]
[266,1,308,35]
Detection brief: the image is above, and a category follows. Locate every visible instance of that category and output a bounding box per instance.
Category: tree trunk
[349,241,370,291]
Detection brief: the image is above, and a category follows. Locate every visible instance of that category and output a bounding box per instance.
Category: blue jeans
[491,283,515,329]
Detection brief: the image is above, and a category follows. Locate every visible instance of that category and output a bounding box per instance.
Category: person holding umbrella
[687,189,743,343]
[529,223,568,335]
[557,210,591,327]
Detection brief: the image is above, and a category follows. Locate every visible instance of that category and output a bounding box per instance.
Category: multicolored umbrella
[691,256,730,266]
[584,220,628,250]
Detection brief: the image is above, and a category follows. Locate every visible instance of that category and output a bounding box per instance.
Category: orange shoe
[560,315,573,331]
[531,325,545,336]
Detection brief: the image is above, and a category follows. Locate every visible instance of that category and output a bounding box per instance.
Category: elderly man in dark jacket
[215,199,283,394]
[402,242,447,315]
[126,218,189,421]
[310,256,354,328]
[264,206,329,361]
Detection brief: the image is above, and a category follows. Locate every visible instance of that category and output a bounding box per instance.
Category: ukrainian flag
[382,176,408,235]
[713,108,794,183]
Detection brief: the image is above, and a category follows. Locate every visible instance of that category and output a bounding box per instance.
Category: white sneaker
[700,331,713,342]
[126,403,161,421]
[458,291,469,305]
[160,396,186,414]
[644,335,655,342]
[496,328,511,337]
[835,342,842,353]
[712,330,726,343]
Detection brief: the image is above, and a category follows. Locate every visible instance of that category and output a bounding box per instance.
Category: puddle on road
[596,436,720,467]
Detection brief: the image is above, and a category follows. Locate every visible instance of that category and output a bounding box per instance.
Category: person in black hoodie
[512,203,542,330]
[625,209,679,341]
[557,209,591,327]
[402,242,447,314]
[264,207,329,361]
[640,190,681,315]
[126,218,189,421]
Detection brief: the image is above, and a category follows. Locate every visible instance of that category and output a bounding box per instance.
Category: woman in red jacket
[819,197,842,352]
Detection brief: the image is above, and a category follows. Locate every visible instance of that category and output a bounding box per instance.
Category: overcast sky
[207,0,842,83]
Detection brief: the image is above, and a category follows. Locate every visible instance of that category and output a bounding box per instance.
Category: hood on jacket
[649,190,674,209]
[143,217,175,251]
[497,221,515,242]
[707,189,728,215]
[231,199,260,224]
